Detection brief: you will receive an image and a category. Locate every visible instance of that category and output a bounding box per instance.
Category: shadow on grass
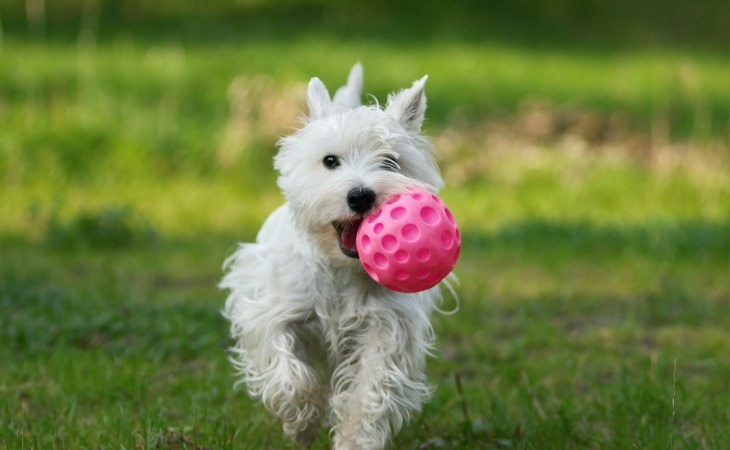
[0,268,229,359]
[462,217,729,262]
[1,216,727,358]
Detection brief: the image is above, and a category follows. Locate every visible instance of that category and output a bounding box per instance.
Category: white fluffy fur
[220,63,450,449]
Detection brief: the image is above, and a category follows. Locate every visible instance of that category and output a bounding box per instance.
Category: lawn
[1,3,729,449]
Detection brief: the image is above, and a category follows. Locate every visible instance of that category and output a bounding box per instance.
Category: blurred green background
[1,1,728,449]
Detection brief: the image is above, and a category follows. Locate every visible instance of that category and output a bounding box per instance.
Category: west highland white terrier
[221,63,453,449]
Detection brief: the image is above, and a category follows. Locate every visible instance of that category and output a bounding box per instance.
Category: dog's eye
[323,155,341,169]
[381,156,400,172]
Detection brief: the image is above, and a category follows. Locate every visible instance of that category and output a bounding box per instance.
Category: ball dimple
[367,209,382,223]
[416,268,430,279]
[431,194,443,205]
[419,206,439,226]
[373,252,389,270]
[425,272,443,286]
[417,248,431,262]
[402,223,420,241]
[412,192,426,201]
[441,230,454,249]
[455,228,461,244]
[445,207,456,226]
[360,234,371,252]
[394,269,409,281]
[386,194,401,205]
[395,249,409,263]
[390,206,406,220]
[373,222,384,235]
[382,234,397,252]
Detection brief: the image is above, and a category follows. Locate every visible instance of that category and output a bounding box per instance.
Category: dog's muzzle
[332,188,376,258]
[333,218,364,258]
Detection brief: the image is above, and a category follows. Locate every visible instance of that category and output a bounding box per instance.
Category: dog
[221,63,452,449]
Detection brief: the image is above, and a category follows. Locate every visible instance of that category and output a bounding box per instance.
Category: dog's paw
[292,421,322,448]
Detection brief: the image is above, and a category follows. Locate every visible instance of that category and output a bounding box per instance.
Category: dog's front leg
[239,324,325,447]
[329,305,433,450]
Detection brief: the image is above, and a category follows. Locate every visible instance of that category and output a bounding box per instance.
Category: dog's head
[275,63,443,264]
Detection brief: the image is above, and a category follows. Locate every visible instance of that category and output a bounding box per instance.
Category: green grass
[1,9,729,449]
[2,157,728,448]
[0,29,728,187]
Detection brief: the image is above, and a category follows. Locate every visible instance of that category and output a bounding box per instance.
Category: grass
[1,8,729,449]
[2,152,727,448]
[0,30,728,187]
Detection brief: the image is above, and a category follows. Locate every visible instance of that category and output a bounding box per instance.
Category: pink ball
[357,188,461,293]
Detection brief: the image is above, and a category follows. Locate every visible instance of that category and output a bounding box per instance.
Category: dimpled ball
[356,188,461,293]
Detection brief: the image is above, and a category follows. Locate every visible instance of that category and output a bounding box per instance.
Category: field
[1,2,729,449]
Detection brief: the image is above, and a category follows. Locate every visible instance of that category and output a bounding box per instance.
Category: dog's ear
[307,77,332,120]
[332,62,363,110]
[385,75,428,133]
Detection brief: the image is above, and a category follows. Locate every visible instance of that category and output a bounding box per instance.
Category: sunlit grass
[1,34,728,184]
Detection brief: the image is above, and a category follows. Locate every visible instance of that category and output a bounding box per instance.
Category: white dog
[221,63,451,449]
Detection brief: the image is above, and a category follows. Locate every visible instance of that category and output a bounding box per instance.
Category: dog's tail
[332,62,363,110]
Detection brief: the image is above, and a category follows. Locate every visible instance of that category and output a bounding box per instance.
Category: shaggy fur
[220,63,452,449]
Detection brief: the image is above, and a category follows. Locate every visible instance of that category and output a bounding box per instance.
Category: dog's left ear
[333,62,364,110]
[307,77,332,120]
[385,75,428,133]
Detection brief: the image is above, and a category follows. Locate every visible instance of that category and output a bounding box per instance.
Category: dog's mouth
[333,218,364,259]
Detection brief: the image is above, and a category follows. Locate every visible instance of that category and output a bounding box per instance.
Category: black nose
[347,188,376,214]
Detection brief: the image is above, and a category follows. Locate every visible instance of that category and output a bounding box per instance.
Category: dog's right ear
[307,77,332,120]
